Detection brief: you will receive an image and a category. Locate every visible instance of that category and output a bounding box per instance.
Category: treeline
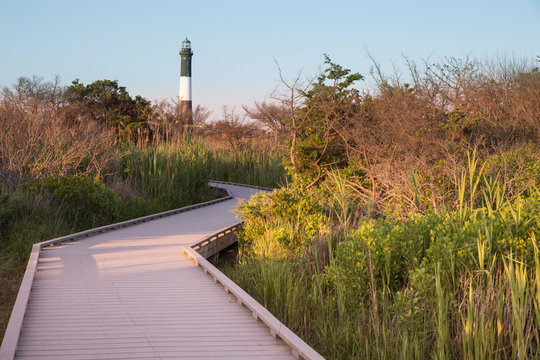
[224,55,540,359]
[0,76,283,188]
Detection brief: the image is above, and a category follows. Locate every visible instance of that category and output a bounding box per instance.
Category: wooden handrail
[191,223,243,252]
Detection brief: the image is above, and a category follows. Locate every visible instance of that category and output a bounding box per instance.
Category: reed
[223,156,540,359]
[207,144,286,188]
[121,141,215,209]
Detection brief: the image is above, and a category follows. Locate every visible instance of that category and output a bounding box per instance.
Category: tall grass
[205,141,287,188]
[222,156,540,359]
[121,141,215,209]
[224,215,540,359]
[210,148,285,188]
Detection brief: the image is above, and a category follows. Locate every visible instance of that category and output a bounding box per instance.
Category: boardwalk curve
[1,182,324,360]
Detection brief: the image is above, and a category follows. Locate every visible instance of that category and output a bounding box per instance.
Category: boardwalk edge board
[1,183,236,360]
[184,246,325,360]
[191,223,244,259]
[208,180,274,192]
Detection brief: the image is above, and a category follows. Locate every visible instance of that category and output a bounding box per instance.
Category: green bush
[228,160,540,358]
[330,192,539,301]
[0,184,29,242]
[330,213,436,301]
[238,187,322,257]
[25,175,122,228]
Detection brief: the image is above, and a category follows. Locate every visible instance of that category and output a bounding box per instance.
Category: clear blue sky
[1,0,539,119]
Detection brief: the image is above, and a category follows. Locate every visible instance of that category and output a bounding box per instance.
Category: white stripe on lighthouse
[179,76,192,102]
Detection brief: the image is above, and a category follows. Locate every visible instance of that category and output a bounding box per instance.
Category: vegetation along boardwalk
[1,182,324,360]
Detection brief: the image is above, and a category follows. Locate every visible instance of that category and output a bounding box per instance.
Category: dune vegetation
[1,54,539,359]
[221,55,540,359]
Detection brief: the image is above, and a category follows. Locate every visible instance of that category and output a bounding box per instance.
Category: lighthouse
[179,38,193,124]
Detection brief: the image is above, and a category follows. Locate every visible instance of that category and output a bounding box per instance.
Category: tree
[243,101,290,143]
[153,99,212,141]
[0,77,115,186]
[65,79,153,141]
[213,106,259,152]
[296,55,363,186]
[271,55,363,187]
[2,76,64,119]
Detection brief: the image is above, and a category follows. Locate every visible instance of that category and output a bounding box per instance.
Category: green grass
[0,254,25,340]
[122,141,287,198]
[223,210,540,359]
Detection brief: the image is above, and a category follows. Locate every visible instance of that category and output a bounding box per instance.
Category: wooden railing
[186,199,325,359]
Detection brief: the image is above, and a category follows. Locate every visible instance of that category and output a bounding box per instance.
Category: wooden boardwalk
[1,182,324,360]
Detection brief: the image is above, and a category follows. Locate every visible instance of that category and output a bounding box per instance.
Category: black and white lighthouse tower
[179,38,193,124]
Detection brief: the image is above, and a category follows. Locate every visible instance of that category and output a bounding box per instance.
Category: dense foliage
[253,56,540,215]
[65,79,154,141]
[226,160,540,359]
[223,55,540,359]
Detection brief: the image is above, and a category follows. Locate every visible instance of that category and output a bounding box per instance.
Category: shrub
[238,187,322,258]
[0,183,29,242]
[25,175,122,227]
